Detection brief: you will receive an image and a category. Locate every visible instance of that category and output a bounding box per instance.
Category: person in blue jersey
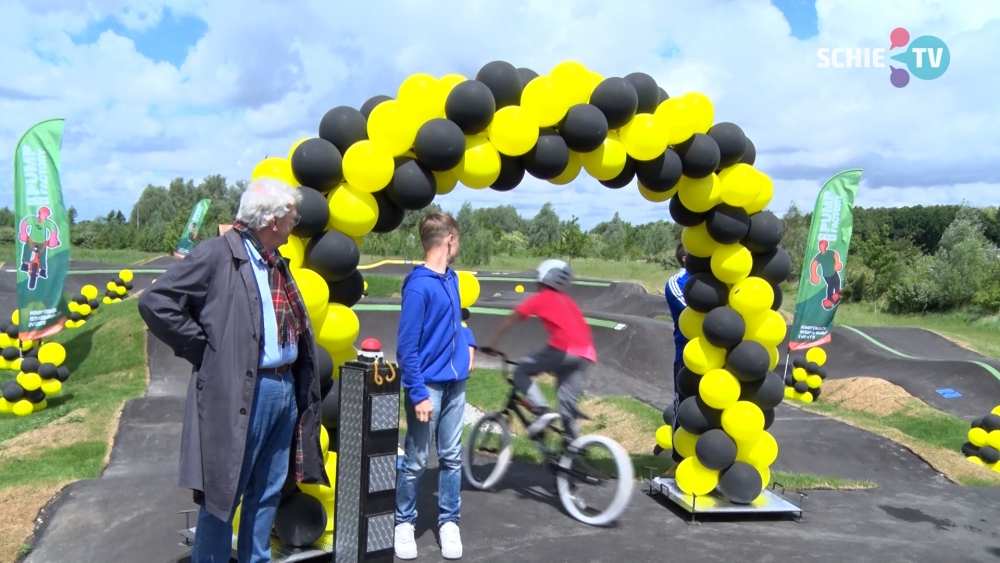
[394,212,470,561]
[664,243,690,475]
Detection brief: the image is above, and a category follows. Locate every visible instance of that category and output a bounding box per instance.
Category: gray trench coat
[138,229,329,521]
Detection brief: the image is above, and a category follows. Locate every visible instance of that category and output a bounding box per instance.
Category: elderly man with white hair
[139,178,329,563]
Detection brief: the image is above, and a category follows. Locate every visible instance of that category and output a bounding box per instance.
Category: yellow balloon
[699,368,741,410]
[683,337,726,375]
[655,424,673,450]
[327,183,379,237]
[681,222,720,258]
[710,244,753,284]
[11,358,21,372]
[738,430,778,468]
[0,398,9,414]
[330,344,359,379]
[116,286,126,296]
[367,100,419,156]
[320,425,330,455]
[805,347,827,366]
[992,405,1000,417]
[721,401,765,443]
[317,304,360,354]
[455,135,501,188]
[799,391,814,403]
[718,164,763,208]
[793,367,808,382]
[488,106,539,156]
[79,304,92,317]
[678,307,705,341]
[784,386,795,399]
[279,236,306,270]
[675,457,720,496]
[729,277,774,318]
[434,168,458,195]
[38,342,67,366]
[806,374,822,389]
[520,75,572,127]
[12,310,19,325]
[346,142,396,193]
[252,156,298,186]
[17,372,41,391]
[32,399,47,413]
[550,60,593,106]
[638,182,675,202]
[676,174,722,213]
[291,267,330,325]
[654,97,696,145]
[69,302,80,314]
[81,284,98,300]
[683,92,715,134]
[549,150,583,185]
[968,455,986,466]
[743,310,787,348]
[969,427,989,447]
[743,172,773,215]
[757,465,771,489]
[120,269,134,283]
[581,132,627,181]
[673,427,699,459]
[41,379,62,396]
[397,73,444,124]
[514,284,524,292]
[438,73,467,104]
[12,399,32,416]
[619,113,669,161]
[767,346,779,371]
[287,137,311,160]
[457,271,480,309]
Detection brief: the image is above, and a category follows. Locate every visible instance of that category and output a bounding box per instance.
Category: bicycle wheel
[555,434,634,526]
[462,411,513,491]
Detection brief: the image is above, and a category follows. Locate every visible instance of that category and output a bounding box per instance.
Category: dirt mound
[819,377,927,416]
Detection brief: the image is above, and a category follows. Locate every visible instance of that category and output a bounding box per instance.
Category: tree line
[0,174,997,316]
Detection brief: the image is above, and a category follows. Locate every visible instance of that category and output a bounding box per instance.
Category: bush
[843,263,875,302]
[886,254,937,313]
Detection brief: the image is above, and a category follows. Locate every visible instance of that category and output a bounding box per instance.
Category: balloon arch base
[644,476,805,525]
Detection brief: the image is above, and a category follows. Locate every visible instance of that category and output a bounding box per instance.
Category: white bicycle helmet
[537,259,574,292]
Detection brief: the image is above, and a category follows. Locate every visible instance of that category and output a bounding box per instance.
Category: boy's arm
[397,284,430,405]
[463,325,477,370]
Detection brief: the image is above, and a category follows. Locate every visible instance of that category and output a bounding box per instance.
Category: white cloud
[0,0,997,231]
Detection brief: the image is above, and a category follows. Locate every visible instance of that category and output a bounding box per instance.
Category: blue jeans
[395,380,466,527]
[191,371,298,563]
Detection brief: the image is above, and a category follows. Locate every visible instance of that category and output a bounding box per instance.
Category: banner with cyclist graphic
[13,118,71,340]
[788,169,861,351]
[173,198,211,258]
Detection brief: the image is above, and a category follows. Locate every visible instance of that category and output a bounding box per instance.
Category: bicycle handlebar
[478,347,518,365]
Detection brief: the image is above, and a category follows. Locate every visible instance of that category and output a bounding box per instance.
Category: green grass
[768,471,876,491]
[0,298,148,486]
[66,248,166,266]
[363,274,403,298]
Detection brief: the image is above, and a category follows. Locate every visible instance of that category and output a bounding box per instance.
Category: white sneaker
[439,521,463,559]
[394,522,417,560]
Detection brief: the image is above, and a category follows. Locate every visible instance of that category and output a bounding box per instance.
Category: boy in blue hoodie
[394,212,470,561]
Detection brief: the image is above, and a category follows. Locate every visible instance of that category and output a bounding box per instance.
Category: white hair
[236,177,303,230]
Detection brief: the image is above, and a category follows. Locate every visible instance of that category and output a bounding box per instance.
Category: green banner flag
[173,199,211,258]
[788,169,862,351]
[13,118,71,340]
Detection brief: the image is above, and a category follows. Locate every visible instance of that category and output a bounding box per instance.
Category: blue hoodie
[397,265,470,404]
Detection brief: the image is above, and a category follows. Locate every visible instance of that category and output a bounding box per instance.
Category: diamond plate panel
[369,393,399,432]
[335,366,365,563]
[367,453,397,494]
[366,513,395,553]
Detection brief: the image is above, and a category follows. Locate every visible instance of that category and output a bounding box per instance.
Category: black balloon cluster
[785,351,828,403]
[103,270,135,305]
[66,286,101,329]
[965,409,1000,470]
[0,341,70,417]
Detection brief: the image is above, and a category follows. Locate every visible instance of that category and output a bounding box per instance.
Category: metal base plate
[178,527,332,562]
[647,477,803,515]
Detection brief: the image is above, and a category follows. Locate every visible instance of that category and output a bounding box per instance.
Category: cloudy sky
[2,0,998,229]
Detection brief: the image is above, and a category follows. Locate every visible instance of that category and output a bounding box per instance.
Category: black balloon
[805,361,820,374]
[25,388,45,403]
[445,80,496,134]
[318,106,368,155]
[635,149,682,192]
[743,211,784,253]
[983,414,1000,432]
[784,372,794,387]
[386,157,436,210]
[793,380,808,394]
[981,446,1000,464]
[702,307,745,350]
[523,128,570,180]
[292,187,330,239]
[740,371,784,410]
[684,254,712,276]
[360,95,393,120]
[560,104,608,152]
[321,382,340,429]
[124,282,133,291]
[763,407,775,430]
[517,67,539,86]
[475,60,523,109]
[669,195,708,227]
[708,122,747,170]
[274,493,327,548]
[706,204,751,245]
[414,118,466,171]
[461,308,470,321]
[315,344,333,384]
[695,429,738,471]
[792,357,805,369]
[677,366,701,399]
[718,461,762,504]
[490,154,525,192]
[291,138,343,192]
[371,191,405,233]
[589,77,638,129]
[73,294,87,304]
[38,363,57,380]
[624,72,660,114]
[682,273,729,313]
[328,269,365,308]
[599,157,636,189]
[972,417,984,429]
[771,283,784,311]
[1,347,18,361]
[2,380,24,402]
[304,231,360,284]
[677,396,723,434]
[962,442,980,457]
[662,404,676,426]
[740,137,756,166]
[675,134,721,179]
[812,386,822,399]
[4,325,17,338]
[56,366,70,382]
[726,341,771,382]
[751,248,792,285]
[69,311,82,322]
[20,357,40,374]
[88,299,100,310]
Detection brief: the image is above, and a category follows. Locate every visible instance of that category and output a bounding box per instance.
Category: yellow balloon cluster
[66,284,101,329]
[102,269,134,305]
[965,405,1000,472]
[785,347,827,402]
[0,341,70,417]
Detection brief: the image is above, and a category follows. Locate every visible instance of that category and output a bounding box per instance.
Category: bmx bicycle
[461,347,634,527]
[24,243,43,290]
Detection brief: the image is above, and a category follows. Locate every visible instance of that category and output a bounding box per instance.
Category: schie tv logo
[817,27,950,88]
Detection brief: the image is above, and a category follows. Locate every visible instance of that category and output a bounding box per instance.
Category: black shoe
[19,262,28,273]
[39,268,47,278]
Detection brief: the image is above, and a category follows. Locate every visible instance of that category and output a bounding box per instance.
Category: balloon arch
[250,59,792,543]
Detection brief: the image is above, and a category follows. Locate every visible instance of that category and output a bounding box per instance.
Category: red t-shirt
[515,289,597,362]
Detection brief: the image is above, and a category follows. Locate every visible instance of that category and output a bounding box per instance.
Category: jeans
[671,359,685,463]
[395,380,466,527]
[514,345,588,441]
[191,371,298,563]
